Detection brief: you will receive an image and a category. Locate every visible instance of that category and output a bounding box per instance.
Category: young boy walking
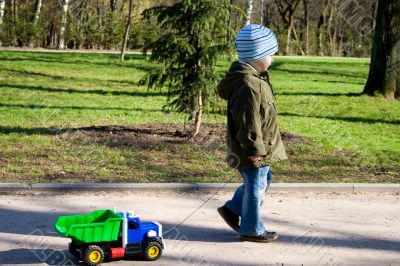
[217,24,287,243]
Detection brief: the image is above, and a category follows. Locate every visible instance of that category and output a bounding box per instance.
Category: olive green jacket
[217,61,287,169]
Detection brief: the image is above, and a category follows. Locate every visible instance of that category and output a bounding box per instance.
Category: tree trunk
[120,0,133,61]
[332,12,339,56]
[327,1,334,55]
[58,0,69,49]
[0,0,4,46]
[110,0,117,12]
[338,18,343,56]
[11,0,18,46]
[302,0,309,55]
[327,0,340,56]
[286,17,292,55]
[193,90,203,137]
[29,0,43,47]
[33,0,42,24]
[364,0,400,100]
[317,0,329,56]
[292,26,305,55]
[12,0,16,25]
[260,0,264,25]
[245,0,253,25]
[226,0,233,42]
[0,0,5,25]
[274,0,300,55]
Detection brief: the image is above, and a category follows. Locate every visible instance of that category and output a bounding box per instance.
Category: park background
[0,0,399,184]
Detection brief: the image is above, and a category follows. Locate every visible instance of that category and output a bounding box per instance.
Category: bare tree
[364,0,400,100]
[110,0,117,12]
[245,0,254,24]
[28,0,43,47]
[120,0,133,60]
[326,0,340,56]
[0,0,4,46]
[0,0,5,25]
[33,0,42,25]
[260,0,264,24]
[317,0,329,55]
[58,0,69,49]
[275,0,301,55]
[302,0,309,55]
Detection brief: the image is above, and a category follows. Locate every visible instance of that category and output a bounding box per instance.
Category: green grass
[0,51,399,183]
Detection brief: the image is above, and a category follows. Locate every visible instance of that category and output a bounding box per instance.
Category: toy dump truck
[54,209,164,265]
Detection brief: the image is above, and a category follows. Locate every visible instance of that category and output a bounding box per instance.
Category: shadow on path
[161,222,400,252]
[0,248,84,265]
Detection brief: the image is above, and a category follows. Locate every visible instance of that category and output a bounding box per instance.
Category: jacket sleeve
[231,81,266,157]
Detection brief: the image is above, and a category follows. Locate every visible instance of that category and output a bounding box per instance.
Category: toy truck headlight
[147,230,157,237]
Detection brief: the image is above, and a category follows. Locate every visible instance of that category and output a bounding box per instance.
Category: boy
[217,24,287,243]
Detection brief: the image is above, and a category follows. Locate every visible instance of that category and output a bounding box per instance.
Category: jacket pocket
[260,104,266,120]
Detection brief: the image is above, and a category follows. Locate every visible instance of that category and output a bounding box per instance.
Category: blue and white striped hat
[235,24,278,62]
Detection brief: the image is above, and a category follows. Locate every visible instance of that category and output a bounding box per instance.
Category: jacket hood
[217,61,260,100]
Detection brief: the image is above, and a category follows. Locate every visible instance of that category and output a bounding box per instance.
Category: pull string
[164,183,228,234]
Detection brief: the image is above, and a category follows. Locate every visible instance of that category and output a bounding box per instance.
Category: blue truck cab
[121,211,164,260]
[126,215,162,243]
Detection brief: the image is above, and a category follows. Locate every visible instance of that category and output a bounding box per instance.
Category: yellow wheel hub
[89,251,102,263]
[148,246,159,258]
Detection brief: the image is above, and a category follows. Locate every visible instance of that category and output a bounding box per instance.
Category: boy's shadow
[162,222,239,243]
[0,248,84,265]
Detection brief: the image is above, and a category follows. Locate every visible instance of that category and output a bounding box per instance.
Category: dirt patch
[57,123,305,149]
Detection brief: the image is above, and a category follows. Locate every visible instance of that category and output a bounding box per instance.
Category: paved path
[0,190,399,266]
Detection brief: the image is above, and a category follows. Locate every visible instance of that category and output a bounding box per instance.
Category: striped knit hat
[235,24,278,62]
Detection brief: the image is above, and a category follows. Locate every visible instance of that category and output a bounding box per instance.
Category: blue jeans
[225,166,272,236]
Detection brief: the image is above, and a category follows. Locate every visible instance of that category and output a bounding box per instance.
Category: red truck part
[110,247,125,259]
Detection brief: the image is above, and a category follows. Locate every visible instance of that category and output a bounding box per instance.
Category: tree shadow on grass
[0,126,61,135]
[0,83,167,97]
[1,67,148,87]
[0,103,161,112]
[0,54,155,72]
[0,124,186,136]
[276,91,362,97]
[271,67,367,80]
[279,112,400,125]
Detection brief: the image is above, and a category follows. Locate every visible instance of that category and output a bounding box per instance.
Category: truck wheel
[144,242,162,261]
[83,245,104,266]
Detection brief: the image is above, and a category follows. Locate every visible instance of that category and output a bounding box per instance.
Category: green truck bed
[54,209,123,244]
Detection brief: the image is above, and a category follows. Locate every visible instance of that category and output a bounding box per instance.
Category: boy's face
[265,56,273,69]
[261,56,273,71]
[249,55,274,72]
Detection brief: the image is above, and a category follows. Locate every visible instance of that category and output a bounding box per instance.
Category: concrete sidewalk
[0,190,399,266]
[1,182,400,193]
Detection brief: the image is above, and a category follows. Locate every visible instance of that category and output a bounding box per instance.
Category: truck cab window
[128,221,139,230]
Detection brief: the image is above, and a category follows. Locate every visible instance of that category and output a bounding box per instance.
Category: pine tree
[142,0,242,136]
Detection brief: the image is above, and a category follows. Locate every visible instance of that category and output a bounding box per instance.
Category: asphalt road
[0,190,399,266]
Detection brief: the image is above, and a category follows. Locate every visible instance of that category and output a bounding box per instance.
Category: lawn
[0,51,399,183]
